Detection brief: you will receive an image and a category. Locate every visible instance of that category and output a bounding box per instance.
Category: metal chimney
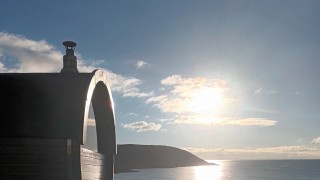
[61,41,79,73]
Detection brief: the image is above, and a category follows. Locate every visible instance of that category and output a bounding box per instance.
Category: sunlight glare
[189,87,223,113]
[194,161,223,180]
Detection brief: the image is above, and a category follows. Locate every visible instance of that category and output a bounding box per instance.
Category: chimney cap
[63,41,77,48]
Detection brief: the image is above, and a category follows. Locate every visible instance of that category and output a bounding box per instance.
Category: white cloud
[122,91,154,98]
[161,75,229,94]
[183,146,316,153]
[0,62,7,72]
[254,88,263,94]
[219,118,277,126]
[0,32,62,72]
[135,60,148,68]
[244,107,278,115]
[311,137,320,144]
[183,146,320,160]
[128,112,138,116]
[122,121,162,132]
[158,118,173,123]
[267,90,277,94]
[104,71,153,98]
[174,116,277,126]
[0,31,151,98]
[161,75,183,85]
[146,95,168,104]
[152,75,230,114]
[147,75,277,127]
[254,88,277,95]
[291,91,303,95]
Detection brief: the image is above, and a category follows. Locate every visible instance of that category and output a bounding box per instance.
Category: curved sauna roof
[0,70,115,148]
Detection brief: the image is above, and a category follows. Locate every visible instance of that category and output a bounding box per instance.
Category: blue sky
[1,0,320,159]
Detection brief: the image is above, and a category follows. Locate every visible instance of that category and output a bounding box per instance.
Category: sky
[1,0,320,160]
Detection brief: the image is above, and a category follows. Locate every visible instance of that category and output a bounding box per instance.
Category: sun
[188,87,224,114]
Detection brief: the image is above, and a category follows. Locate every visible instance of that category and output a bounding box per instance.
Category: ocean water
[115,160,320,180]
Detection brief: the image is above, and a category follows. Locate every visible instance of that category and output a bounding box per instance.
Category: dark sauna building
[0,41,116,180]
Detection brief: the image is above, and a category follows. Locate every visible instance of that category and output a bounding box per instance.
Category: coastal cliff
[115,144,210,173]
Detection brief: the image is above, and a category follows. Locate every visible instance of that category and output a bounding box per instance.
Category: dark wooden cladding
[0,139,109,180]
[0,138,81,180]
[0,70,116,179]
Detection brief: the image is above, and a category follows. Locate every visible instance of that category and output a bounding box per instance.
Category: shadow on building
[0,41,116,180]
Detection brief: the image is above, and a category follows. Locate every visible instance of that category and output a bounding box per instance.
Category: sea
[114,160,320,180]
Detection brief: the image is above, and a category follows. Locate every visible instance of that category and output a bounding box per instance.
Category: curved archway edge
[83,70,116,150]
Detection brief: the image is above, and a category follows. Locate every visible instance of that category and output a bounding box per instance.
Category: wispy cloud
[128,112,138,116]
[0,61,7,72]
[293,91,301,95]
[135,60,148,69]
[122,121,162,132]
[184,146,317,154]
[145,95,167,104]
[0,32,62,72]
[0,31,151,98]
[148,75,230,114]
[243,107,278,115]
[183,146,320,159]
[311,137,320,144]
[174,116,277,126]
[254,88,263,94]
[254,88,277,95]
[147,75,277,127]
[218,118,277,126]
[105,72,153,97]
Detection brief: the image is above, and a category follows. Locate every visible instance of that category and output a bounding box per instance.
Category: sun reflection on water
[194,160,223,180]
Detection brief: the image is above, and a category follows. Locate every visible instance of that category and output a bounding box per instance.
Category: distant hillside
[115,144,210,173]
